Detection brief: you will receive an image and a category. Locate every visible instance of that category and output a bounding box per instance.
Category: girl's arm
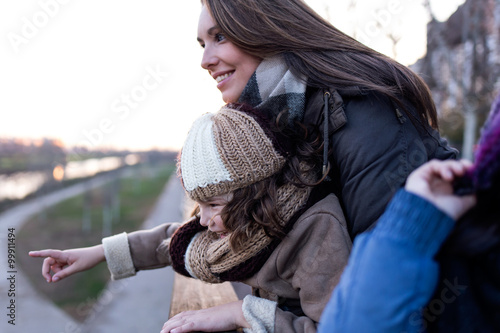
[102,222,182,279]
[30,222,182,282]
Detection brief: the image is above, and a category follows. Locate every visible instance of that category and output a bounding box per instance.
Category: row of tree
[0,138,65,174]
[0,137,178,175]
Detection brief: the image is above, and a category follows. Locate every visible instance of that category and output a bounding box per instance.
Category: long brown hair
[202,0,438,128]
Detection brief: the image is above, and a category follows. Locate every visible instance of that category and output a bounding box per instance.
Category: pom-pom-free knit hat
[179,105,286,202]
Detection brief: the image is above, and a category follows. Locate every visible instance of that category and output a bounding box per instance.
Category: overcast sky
[0,0,465,151]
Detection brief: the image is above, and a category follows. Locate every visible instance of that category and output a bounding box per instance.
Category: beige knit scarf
[185,163,315,283]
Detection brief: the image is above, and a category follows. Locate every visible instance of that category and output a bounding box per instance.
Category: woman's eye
[215,33,226,42]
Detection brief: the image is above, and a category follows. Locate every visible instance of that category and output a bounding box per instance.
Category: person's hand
[405,159,477,220]
[161,300,249,333]
[29,245,105,283]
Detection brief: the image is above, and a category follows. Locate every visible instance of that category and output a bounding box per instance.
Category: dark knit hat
[179,105,286,202]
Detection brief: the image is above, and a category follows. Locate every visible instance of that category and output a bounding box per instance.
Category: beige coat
[102,194,352,333]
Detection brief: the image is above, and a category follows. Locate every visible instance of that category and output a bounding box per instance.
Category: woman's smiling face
[197,6,261,103]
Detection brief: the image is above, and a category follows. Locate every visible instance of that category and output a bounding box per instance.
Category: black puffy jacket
[303,86,458,238]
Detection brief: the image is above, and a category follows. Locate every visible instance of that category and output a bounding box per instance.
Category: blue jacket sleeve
[318,190,456,333]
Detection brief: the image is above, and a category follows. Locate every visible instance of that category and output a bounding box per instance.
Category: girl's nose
[198,207,211,227]
[199,215,210,227]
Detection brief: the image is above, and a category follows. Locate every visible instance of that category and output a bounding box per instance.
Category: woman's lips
[215,72,233,83]
[215,71,234,89]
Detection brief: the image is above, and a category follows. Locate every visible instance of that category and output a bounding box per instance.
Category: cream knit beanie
[179,105,286,202]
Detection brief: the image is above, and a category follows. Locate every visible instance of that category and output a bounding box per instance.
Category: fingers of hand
[406,159,475,201]
[161,315,195,333]
[425,159,472,182]
[42,256,68,282]
[41,257,56,282]
[441,160,468,180]
[444,159,473,176]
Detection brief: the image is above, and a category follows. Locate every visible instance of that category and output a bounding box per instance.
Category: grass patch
[17,162,176,322]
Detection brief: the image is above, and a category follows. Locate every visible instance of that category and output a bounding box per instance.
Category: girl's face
[197,6,261,103]
[198,193,232,238]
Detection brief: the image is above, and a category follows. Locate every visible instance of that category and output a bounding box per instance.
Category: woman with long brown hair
[197,0,458,238]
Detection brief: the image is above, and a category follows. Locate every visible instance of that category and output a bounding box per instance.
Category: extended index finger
[29,249,62,258]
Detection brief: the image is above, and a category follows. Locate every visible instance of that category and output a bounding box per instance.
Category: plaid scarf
[238,55,308,125]
[238,55,331,177]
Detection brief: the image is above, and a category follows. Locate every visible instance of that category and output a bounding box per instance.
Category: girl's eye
[215,33,226,42]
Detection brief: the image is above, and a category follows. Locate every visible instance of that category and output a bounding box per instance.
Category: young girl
[196,0,458,239]
[30,105,352,333]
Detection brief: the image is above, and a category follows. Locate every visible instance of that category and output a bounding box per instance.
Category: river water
[0,155,139,201]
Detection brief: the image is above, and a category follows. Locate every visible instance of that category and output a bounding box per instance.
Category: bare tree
[421,0,498,159]
[461,0,479,160]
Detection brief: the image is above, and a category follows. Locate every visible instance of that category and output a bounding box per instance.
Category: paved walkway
[0,173,186,333]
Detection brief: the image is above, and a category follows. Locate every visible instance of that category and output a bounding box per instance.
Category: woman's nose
[201,45,218,70]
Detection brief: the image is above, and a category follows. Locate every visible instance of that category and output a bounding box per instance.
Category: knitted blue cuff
[373,189,456,256]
